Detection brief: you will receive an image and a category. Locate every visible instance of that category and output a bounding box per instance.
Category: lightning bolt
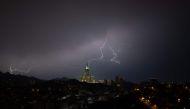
[108,44,120,64]
[9,64,31,74]
[9,64,14,74]
[88,37,107,64]
[99,38,107,60]
[106,31,120,64]
[88,33,120,64]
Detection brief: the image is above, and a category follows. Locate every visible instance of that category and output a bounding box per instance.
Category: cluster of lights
[134,88,140,91]
[139,96,158,109]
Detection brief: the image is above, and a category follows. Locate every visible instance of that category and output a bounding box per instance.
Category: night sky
[0,0,189,82]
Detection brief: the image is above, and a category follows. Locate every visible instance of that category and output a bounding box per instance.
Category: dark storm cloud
[0,0,189,81]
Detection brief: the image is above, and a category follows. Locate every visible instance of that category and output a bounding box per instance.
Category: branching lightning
[89,32,120,64]
[88,37,107,64]
[108,44,120,64]
[9,64,31,74]
[99,37,107,60]
[9,64,14,74]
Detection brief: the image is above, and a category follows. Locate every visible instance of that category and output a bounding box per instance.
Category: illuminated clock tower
[80,63,96,83]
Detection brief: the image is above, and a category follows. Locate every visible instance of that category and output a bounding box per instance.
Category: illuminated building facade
[80,64,96,83]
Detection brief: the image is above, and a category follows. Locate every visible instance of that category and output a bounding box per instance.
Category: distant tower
[80,63,96,83]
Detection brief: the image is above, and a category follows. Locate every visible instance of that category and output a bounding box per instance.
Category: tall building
[80,64,96,83]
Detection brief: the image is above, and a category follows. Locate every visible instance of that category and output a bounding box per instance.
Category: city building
[80,64,96,83]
